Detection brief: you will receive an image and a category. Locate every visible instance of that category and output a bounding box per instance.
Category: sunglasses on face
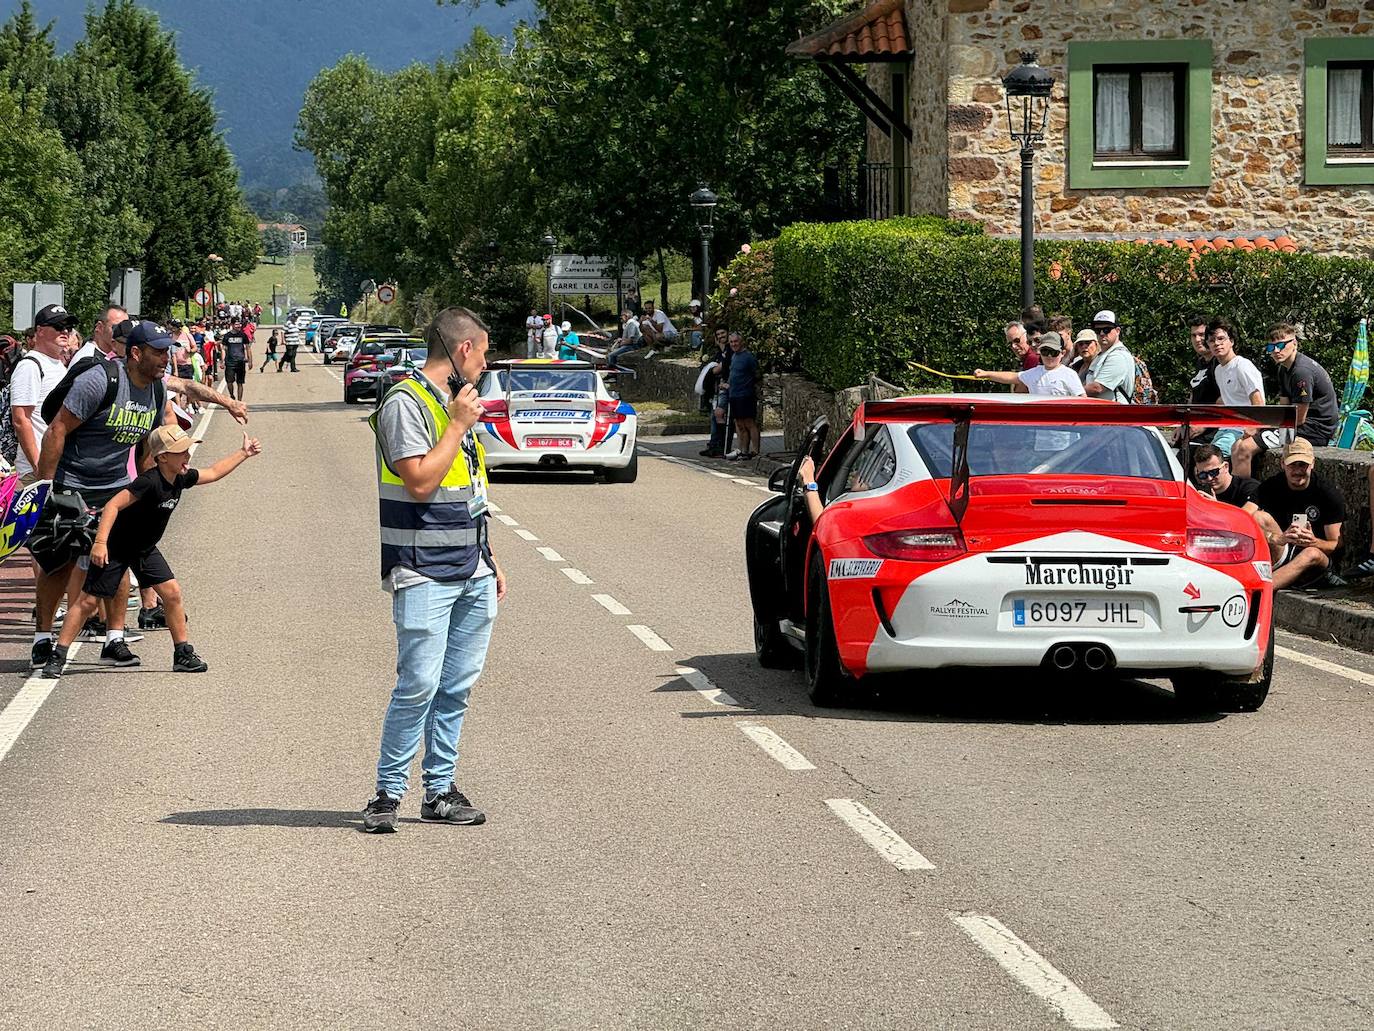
[1195,467,1223,481]
[1266,339,1295,353]
[1038,347,1060,357]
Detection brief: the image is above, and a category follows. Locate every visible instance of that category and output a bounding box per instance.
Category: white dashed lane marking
[675,665,740,707]
[494,514,520,527]
[738,724,815,771]
[536,547,564,562]
[825,798,935,872]
[561,568,594,585]
[513,528,539,542]
[949,913,1119,1029]
[591,594,631,616]
[627,625,672,652]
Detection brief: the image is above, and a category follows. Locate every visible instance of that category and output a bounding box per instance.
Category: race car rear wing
[856,399,1297,525]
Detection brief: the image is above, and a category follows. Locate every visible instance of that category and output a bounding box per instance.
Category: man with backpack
[27,322,178,672]
[1083,310,1138,404]
[6,304,75,483]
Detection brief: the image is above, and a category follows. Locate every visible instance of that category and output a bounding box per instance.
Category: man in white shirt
[525,310,540,358]
[539,314,558,357]
[639,299,678,348]
[1083,310,1135,403]
[11,304,76,481]
[1207,317,1267,470]
[974,331,1086,396]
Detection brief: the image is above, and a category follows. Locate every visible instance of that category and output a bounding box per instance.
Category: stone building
[788,0,1374,254]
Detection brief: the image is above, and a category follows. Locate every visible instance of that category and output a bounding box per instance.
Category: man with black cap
[28,320,178,671]
[11,304,77,483]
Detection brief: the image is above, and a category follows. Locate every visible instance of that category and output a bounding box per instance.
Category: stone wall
[908,0,951,215]
[919,0,1374,256]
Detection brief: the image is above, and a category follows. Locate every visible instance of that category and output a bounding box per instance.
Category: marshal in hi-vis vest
[369,375,491,582]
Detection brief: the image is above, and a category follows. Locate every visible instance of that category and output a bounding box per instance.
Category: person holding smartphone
[1255,438,1344,590]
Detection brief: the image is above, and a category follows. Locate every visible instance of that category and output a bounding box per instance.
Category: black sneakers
[420,785,486,826]
[78,617,107,641]
[31,639,53,669]
[362,791,400,833]
[173,642,208,673]
[100,639,140,667]
[138,605,167,630]
[39,644,67,680]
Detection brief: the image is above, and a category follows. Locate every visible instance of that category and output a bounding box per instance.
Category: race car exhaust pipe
[1082,645,1111,672]
[1050,645,1078,671]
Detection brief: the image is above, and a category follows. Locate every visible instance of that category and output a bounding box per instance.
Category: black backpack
[0,354,42,462]
[41,356,166,428]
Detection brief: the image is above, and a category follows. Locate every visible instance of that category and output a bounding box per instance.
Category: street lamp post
[207,253,223,321]
[689,183,718,311]
[541,233,557,317]
[1001,51,1055,311]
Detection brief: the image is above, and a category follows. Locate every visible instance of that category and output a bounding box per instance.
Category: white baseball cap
[1091,310,1119,327]
[560,320,572,332]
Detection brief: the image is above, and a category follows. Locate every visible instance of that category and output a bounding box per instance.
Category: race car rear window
[508,370,597,394]
[907,423,1174,480]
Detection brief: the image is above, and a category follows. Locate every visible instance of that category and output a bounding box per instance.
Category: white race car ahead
[476,359,638,482]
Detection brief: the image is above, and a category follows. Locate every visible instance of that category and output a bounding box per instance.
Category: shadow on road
[661,651,1226,727]
[160,808,359,829]
[488,469,602,485]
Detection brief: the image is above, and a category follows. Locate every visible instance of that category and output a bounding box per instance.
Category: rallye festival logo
[104,399,158,446]
[1025,561,1134,590]
[929,598,990,619]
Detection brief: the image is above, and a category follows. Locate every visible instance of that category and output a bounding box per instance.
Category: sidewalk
[0,553,35,709]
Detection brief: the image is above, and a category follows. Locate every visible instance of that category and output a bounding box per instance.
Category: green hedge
[762,217,1374,401]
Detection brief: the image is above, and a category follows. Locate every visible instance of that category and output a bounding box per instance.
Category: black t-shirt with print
[1189,359,1220,404]
[108,467,200,555]
[221,330,249,363]
[1256,472,1346,541]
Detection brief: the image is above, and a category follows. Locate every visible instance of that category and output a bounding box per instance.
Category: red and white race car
[747,396,1294,711]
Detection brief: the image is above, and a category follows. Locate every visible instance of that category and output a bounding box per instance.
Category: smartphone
[1290,512,1310,532]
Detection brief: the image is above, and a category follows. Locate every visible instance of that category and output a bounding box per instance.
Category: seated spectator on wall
[607,310,645,366]
[1255,438,1344,590]
[1231,322,1339,480]
[639,299,678,348]
[974,332,1085,396]
[1191,444,1260,514]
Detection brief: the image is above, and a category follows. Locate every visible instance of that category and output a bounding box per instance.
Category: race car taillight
[481,399,510,422]
[862,529,966,561]
[596,399,626,425]
[1185,528,1255,563]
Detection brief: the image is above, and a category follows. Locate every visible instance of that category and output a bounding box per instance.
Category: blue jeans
[375,575,497,799]
[608,340,646,365]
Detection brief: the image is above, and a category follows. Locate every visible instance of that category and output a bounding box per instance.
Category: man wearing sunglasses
[1191,444,1260,514]
[1231,323,1338,480]
[974,331,1085,396]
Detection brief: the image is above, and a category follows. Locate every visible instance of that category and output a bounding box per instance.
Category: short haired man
[72,305,129,366]
[698,327,732,457]
[975,331,1085,396]
[1191,444,1259,514]
[220,320,252,397]
[1255,438,1343,591]
[539,314,558,358]
[1083,310,1135,403]
[607,309,645,366]
[11,305,77,484]
[525,309,540,359]
[281,318,300,372]
[639,299,678,349]
[1232,323,1338,480]
[1069,328,1099,383]
[1208,318,1266,471]
[1187,316,1219,404]
[724,332,760,460]
[1005,320,1039,371]
[362,306,507,833]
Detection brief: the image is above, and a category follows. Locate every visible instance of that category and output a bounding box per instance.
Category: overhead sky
[3,0,531,186]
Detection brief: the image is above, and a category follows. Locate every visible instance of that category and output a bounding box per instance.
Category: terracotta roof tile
[1122,234,1299,255]
[786,0,912,62]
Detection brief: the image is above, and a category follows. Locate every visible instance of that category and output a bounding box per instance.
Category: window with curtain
[1328,62,1374,154]
[1093,64,1185,160]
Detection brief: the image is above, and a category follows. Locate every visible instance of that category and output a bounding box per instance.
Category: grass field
[219,253,319,315]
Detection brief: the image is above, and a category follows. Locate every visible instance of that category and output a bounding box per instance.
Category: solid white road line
[949,912,1119,1030]
[707,470,734,479]
[513,528,539,541]
[494,514,520,527]
[561,568,595,585]
[675,665,740,707]
[731,477,754,486]
[738,724,815,771]
[825,798,935,872]
[627,625,672,652]
[536,546,564,562]
[591,594,631,616]
[0,644,83,766]
[1276,645,1374,689]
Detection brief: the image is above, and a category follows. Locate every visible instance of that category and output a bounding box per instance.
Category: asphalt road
[0,351,1371,1030]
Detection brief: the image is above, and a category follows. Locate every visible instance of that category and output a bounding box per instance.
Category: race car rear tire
[753,611,794,669]
[1225,619,1274,712]
[604,448,638,484]
[805,554,857,707]
[1172,621,1274,713]
[344,391,357,405]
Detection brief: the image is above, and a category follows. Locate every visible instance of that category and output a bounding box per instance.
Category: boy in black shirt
[42,424,262,677]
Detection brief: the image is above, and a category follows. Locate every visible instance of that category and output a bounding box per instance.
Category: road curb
[1274,590,1374,652]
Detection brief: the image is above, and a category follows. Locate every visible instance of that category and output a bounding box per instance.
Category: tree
[261,226,292,262]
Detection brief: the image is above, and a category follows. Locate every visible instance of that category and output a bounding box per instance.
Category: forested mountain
[1,0,528,187]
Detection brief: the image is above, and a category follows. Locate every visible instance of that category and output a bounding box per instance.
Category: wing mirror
[768,467,790,493]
